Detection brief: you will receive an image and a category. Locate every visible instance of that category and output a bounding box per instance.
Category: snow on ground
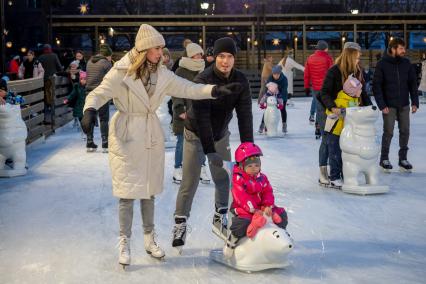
[1,98,425,284]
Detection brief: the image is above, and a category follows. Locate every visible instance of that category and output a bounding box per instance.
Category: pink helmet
[235,142,263,163]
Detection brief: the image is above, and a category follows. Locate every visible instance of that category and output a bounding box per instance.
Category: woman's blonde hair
[127,48,163,79]
[335,48,362,84]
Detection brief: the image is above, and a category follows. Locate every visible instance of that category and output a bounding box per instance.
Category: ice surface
[1,98,425,283]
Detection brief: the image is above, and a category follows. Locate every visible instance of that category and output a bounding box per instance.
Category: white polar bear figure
[210,220,294,272]
[263,96,281,137]
[340,106,389,195]
[156,96,175,148]
[0,104,28,177]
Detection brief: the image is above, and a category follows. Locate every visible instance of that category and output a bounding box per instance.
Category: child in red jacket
[223,142,288,258]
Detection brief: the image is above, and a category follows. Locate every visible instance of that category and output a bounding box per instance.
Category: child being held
[258,81,284,110]
[223,142,288,258]
[324,74,363,187]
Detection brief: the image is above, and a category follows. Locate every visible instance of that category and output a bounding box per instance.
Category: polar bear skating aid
[340,106,388,195]
[263,96,281,137]
[0,104,28,177]
[210,161,294,272]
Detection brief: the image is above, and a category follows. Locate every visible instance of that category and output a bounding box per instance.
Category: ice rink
[1,97,425,284]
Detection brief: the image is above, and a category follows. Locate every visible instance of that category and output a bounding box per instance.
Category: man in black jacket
[373,38,419,172]
[172,37,253,248]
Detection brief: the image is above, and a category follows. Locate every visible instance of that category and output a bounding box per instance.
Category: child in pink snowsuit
[223,142,288,258]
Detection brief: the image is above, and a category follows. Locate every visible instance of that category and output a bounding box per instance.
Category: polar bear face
[345,105,379,127]
[235,222,293,266]
[266,95,278,107]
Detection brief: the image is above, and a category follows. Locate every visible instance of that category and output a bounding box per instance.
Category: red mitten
[260,103,266,109]
[277,103,284,110]
[63,98,69,105]
[246,211,267,238]
[272,212,282,224]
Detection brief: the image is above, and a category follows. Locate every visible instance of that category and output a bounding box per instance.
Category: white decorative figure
[210,219,294,272]
[0,104,28,177]
[156,96,175,148]
[263,96,281,137]
[340,106,389,195]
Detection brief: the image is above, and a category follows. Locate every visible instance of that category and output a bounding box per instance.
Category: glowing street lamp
[20,47,27,53]
[350,9,359,14]
[79,3,89,15]
[55,38,61,46]
[200,2,209,10]
[272,38,281,46]
[6,41,12,48]
[389,36,394,42]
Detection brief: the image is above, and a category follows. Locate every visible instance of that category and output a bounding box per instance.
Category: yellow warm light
[79,3,89,15]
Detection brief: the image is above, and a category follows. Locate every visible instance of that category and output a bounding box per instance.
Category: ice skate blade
[119,263,129,270]
[174,246,183,255]
[200,179,211,184]
[102,148,108,153]
[212,227,227,241]
[399,167,412,173]
[146,250,166,260]
[381,168,392,173]
[319,182,341,190]
[86,148,97,153]
[172,179,181,184]
[342,184,389,195]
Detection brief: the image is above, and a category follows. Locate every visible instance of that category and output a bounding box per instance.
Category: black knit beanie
[213,37,237,57]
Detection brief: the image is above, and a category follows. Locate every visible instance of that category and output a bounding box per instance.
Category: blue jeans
[316,96,329,167]
[174,134,183,168]
[309,90,318,116]
[325,133,342,180]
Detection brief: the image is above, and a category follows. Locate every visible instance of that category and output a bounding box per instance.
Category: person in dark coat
[320,42,372,188]
[172,37,253,249]
[172,42,209,184]
[373,38,419,171]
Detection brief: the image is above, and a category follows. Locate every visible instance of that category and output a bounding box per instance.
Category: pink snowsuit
[231,165,285,220]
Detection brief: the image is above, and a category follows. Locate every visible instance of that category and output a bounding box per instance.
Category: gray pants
[381,106,410,161]
[119,197,155,238]
[174,129,231,218]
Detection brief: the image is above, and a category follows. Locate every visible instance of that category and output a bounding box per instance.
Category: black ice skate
[315,123,321,140]
[102,141,108,153]
[399,160,413,173]
[172,216,188,254]
[380,160,393,173]
[212,207,228,241]
[86,140,98,152]
[309,115,315,125]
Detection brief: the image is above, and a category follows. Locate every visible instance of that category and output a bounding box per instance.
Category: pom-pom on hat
[135,24,165,52]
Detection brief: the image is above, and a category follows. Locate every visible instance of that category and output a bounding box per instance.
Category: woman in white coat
[278,49,305,106]
[81,24,239,267]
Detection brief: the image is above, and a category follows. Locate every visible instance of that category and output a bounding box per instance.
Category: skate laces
[116,236,129,252]
[173,222,191,238]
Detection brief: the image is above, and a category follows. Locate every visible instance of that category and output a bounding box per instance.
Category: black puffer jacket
[185,65,253,154]
[373,53,419,110]
[320,64,372,111]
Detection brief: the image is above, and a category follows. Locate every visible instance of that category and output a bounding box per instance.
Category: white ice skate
[318,166,330,187]
[117,236,131,269]
[200,165,211,184]
[144,230,165,259]
[209,161,294,272]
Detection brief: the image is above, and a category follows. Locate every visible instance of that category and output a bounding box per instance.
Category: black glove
[211,82,243,98]
[207,152,223,168]
[305,88,311,97]
[80,108,97,134]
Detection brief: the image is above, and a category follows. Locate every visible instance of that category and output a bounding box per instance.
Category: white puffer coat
[84,54,214,199]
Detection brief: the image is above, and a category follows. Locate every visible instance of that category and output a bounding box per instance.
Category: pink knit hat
[343,74,362,97]
[79,71,87,80]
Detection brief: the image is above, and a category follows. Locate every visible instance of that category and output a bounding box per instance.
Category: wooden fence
[6,75,74,144]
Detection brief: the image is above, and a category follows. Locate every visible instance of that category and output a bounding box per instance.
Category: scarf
[179,57,205,72]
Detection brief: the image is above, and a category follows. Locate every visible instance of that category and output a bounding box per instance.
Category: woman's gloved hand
[80,108,97,134]
[211,82,243,98]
